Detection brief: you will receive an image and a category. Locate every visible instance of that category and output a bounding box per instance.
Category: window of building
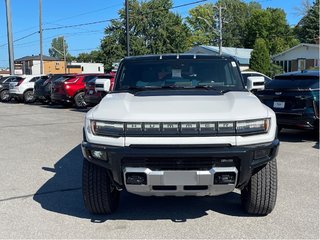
[298,59,306,71]
[288,61,292,72]
[284,61,288,72]
[98,66,101,72]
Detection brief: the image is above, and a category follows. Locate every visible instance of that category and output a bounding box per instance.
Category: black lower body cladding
[81,139,280,189]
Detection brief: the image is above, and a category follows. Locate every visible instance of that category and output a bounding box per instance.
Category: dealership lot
[0,102,318,239]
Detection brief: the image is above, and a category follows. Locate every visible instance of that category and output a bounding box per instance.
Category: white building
[272,43,319,72]
[69,62,104,74]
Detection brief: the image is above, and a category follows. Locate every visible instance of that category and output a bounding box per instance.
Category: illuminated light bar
[181,122,198,134]
[126,123,143,134]
[162,122,179,134]
[90,119,270,137]
[144,123,161,134]
[199,122,216,134]
[218,122,235,134]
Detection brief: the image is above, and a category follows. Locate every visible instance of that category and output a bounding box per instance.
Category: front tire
[241,158,277,215]
[82,158,120,214]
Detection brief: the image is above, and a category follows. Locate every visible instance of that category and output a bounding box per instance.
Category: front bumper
[123,166,238,196]
[82,139,280,193]
[276,112,318,130]
[84,93,101,106]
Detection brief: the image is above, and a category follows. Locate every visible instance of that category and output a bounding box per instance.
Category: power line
[45,3,122,24]
[42,18,119,31]
[0,31,38,47]
[69,48,99,52]
[42,0,208,31]
[0,0,209,53]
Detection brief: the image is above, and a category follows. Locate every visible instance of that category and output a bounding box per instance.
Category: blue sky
[0,0,304,68]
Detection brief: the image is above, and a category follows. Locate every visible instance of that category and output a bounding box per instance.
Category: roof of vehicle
[73,73,107,77]
[123,54,238,62]
[275,70,319,78]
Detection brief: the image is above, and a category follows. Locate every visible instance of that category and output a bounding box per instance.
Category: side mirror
[247,76,265,91]
[103,79,111,92]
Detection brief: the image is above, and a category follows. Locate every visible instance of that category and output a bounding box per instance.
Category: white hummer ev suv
[82,54,279,215]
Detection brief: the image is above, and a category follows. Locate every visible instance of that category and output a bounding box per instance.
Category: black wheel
[241,158,277,215]
[24,90,35,103]
[0,90,10,102]
[82,158,120,214]
[74,92,86,108]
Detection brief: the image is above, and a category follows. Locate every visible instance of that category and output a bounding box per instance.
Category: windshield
[0,77,9,83]
[114,59,244,91]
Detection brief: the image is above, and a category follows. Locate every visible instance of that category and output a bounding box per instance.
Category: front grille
[122,157,237,170]
[95,84,104,88]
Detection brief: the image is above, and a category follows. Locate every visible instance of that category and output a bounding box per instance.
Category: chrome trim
[124,167,238,197]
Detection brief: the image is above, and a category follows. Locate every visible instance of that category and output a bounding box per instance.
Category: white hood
[89,91,269,122]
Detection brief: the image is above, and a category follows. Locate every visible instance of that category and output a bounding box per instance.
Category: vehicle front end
[257,71,319,131]
[81,55,280,215]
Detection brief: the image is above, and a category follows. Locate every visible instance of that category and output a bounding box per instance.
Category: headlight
[88,119,270,137]
[236,119,270,135]
[90,120,124,137]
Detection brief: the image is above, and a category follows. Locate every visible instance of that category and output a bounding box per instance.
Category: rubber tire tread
[24,90,35,103]
[74,92,86,108]
[0,90,9,102]
[241,158,277,215]
[82,158,120,214]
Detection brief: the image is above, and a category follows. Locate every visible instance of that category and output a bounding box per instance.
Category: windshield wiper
[195,85,235,94]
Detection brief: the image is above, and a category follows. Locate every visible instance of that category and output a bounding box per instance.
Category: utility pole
[5,0,14,75]
[39,0,43,74]
[197,5,224,55]
[51,37,66,73]
[63,36,66,73]
[125,0,130,56]
[218,6,223,56]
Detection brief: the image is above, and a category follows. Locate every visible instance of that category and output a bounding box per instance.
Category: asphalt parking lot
[0,102,319,239]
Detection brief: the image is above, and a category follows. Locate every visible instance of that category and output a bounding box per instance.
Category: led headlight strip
[90,119,270,137]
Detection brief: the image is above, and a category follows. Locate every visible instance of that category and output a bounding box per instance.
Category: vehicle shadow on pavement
[33,145,253,223]
[278,129,319,149]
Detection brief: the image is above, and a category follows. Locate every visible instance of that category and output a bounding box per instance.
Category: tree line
[49,0,319,74]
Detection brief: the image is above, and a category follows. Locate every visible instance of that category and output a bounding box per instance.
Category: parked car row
[0,70,318,133]
[0,72,115,107]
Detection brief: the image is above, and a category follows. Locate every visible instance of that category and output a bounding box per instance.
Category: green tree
[217,0,261,48]
[246,8,299,55]
[186,3,217,46]
[100,0,190,69]
[250,38,270,75]
[294,0,319,43]
[48,37,73,61]
[186,0,261,48]
[76,50,104,63]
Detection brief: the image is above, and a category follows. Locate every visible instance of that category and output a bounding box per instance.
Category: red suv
[51,74,105,108]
